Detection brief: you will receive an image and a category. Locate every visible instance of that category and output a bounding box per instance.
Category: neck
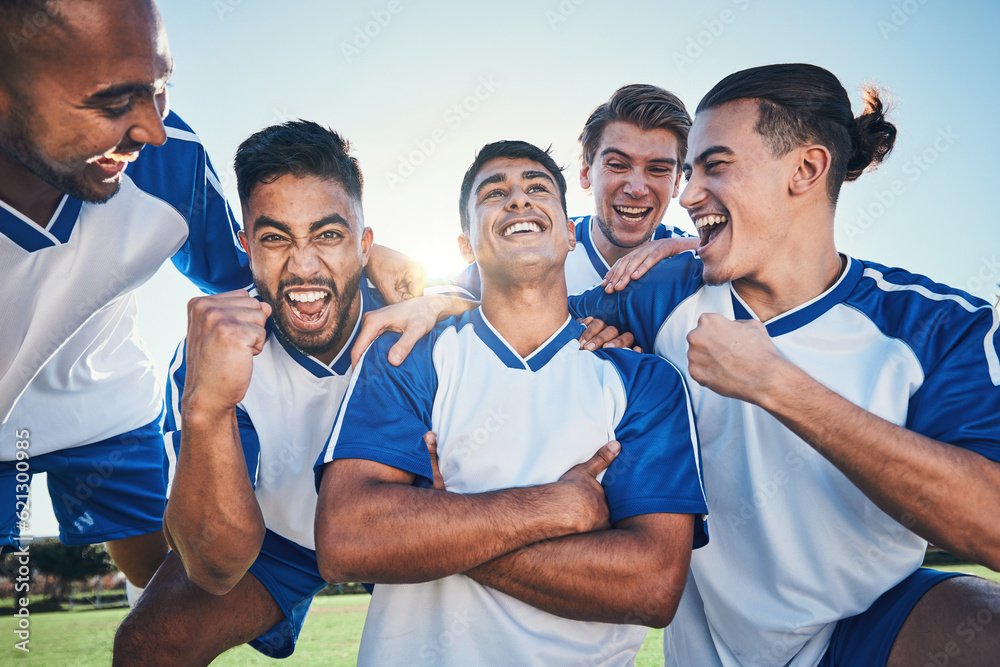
[479,267,570,358]
[591,216,652,267]
[313,291,362,366]
[0,150,63,227]
[732,228,844,322]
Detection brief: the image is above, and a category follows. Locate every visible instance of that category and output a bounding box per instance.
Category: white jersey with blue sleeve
[316,307,707,667]
[440,215,692,300]
[164,283,383,658]
[570,253,1000,667]
[0,111,251,459]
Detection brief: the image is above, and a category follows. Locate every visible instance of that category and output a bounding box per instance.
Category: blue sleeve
[128,111,251,294]
[653,225,695,239]
[597,349,709,548]
[905,301,1000,463]
[569,252,704,352]
[164,338,261,487]
[445,263,482,301]
[314,330,439,489]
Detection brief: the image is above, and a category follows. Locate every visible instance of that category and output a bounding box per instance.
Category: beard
[593,213,653,250]
[0,101,121,204]
[255,268,364,359]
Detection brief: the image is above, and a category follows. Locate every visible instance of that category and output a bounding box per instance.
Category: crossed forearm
[315,461,607,585]
[465,514,692,627]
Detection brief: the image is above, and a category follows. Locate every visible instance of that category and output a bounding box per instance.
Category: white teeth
[695,214,729,229]
[287,291,326,302]
[503,221,542,237]
[614,206,650,216]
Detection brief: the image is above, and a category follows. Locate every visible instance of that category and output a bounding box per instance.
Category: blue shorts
[1,417,167,552]
[820,568,966,666]
[247,529,328,659]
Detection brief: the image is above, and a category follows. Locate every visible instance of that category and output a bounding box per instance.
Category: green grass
[4,564,999,665]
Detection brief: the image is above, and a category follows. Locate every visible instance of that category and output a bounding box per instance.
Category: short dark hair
[458,140,567,233]
[234,120,363,212]
[697,63,896,205]
[579,84,692,167]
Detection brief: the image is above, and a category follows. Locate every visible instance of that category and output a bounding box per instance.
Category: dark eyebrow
[522,170,555,185]
[309,215,349,233]
[253,214,350,235]
[683,145,735,172]
[84,57,175,103]
[475,172,508,197]
[600,148,677,167]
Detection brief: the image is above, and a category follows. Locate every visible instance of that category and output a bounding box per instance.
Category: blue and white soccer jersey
[442,216,692,300]
[316,308,708,667]
[165,284,382,658]
[0,111,250,548]
[570,253,1000,667]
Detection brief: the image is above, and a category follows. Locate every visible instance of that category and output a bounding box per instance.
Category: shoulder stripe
[164,126,200,143]
[864,267,1000,386]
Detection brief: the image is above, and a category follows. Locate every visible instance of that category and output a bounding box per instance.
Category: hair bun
[845,86,897,181]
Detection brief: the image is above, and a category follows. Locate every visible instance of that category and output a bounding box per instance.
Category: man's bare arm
[466,513,693,628]
[688,313,1000,570]
[163,291,270,596]
[314,442,619,584]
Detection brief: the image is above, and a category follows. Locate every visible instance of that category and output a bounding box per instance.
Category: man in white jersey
[315,140,708,666]
[572,64,1000,666]
[0,0,251,590]
[358,84,699,365]
[111,121,417,662]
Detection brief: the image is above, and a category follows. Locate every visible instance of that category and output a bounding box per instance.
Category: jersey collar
[0,195,83,252]
[269,278,377,377]
[730,255,862,336]
[577,216,612,277]
[470,308,584,372]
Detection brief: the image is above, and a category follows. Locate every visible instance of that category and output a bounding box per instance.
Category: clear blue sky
[29,0,1000,535]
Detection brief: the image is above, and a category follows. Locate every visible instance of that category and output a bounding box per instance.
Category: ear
[457,232,475,264]
[567,217,576,251]
[672,171,682,199]
[237,230,252,268]
[790,144,831,197]
[359,226,373,268]
[580,162,592,191]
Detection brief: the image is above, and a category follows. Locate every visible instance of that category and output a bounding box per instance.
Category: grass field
[4,564,999,665]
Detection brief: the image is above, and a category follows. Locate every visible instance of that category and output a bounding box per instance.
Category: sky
[27,0,1000,535]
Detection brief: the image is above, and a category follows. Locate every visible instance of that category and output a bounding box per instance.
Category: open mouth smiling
[285,289,331,327]
[612,205,652,223]
[694,213,729,251]
[501,219,544,237]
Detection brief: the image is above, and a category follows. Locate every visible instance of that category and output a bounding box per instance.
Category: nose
[127,89,169,148]
[679,174,703,212]
[623,169,649,199]
[505,185,532,210]
[286,242,322,277]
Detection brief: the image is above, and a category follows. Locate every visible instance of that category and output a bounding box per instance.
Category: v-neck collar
[0,195,83,251]
[730,255,862,336]
[471,308,583,372]
[271,284,375,377]
[578,216,612,277]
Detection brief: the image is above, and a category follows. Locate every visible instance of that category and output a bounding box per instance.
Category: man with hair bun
[574,63,1000,665]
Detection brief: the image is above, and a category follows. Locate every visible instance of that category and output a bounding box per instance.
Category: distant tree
[30,539,115,604]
